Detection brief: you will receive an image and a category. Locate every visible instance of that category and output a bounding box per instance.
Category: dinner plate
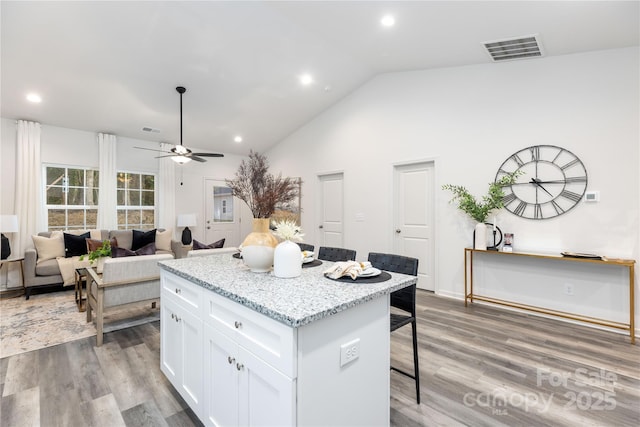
[359,267,381,277]
[302,257,315,264]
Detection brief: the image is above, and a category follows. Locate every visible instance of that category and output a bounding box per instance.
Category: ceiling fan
[135,86,224,164]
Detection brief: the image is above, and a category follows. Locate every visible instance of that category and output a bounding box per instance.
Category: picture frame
[272,177,302,225]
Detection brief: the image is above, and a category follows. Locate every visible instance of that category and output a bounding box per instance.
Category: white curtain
[15,120,43,256]
[97,133,117,229]
[158,142,176,235]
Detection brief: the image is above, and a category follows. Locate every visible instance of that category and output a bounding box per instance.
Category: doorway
[317,173,344,248]
[204,179,241,247]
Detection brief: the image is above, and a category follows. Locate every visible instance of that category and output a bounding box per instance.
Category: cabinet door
[238,346,295,427]
[178,303,204,417]
[203,327,239,427]
[160,298,181,384]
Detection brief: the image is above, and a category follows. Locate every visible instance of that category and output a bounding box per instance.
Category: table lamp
[177,214,197,245]
[1,215,19,260]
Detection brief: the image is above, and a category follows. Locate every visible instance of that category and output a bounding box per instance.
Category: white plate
[303,257,315,264]
[359,267,381,277]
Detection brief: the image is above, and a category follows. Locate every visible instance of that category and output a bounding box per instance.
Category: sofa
[23,228,183,299]
[85,253,172,346]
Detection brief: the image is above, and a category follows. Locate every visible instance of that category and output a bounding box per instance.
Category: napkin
[324,261,364,280]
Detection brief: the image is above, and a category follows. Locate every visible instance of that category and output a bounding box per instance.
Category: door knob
[207,226,211,229]
[396,229,401,233]
[319,225,324,229]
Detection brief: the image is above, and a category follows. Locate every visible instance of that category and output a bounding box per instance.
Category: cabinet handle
[236,363,244,371]
[234,321,242,329]
[174,315,180,322]
[227,356,235,364]
[171,313,174,320]
[175,288,181,294]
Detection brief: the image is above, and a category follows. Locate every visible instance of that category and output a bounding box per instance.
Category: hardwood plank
[121,400,169,427]
[165,407,203,427]
[0,386,40,427]
[80,393,126,427]
[39,387,86,427]
[65,337,111,402]
[2,351,38,397]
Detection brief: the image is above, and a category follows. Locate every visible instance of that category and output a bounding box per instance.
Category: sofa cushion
[112,242,156,258]
[109,230,133,250]
[32,231,65,263]
[64,232,90,258]
[132,229,156,251]
[86,237,118,253]
[35,258,62,276]
[102,253,173,283]
[155,229,173,252]
[193,238,225,250]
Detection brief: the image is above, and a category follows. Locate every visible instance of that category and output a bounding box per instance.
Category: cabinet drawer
[205,292,296,377]
[161,272,202,312]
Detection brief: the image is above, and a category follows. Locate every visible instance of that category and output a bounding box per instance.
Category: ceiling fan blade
[154,154,177,159]
[190,156,207,162]
[192,152,224,158]
[135,146,171,154]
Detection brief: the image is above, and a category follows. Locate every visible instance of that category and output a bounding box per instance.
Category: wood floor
[1,290,638,426]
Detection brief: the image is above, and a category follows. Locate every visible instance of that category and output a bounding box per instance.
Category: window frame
[116,170,157,230]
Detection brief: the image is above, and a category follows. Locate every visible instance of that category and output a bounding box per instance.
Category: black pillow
[131,229,156,251]
[64,232,90,258]
[112,242,156,258]
[192,238,225,250]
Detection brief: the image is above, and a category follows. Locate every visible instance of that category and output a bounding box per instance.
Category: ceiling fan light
[172,155,192,164]
[174,144,189,155]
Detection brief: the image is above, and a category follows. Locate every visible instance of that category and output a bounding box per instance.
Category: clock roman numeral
[530,146,540,161]
[550,200,565,215]
[502,192,517,205]
[513,201,528,216]
[510,154,524,167]
[565,176,587,183]
[560,190,582,202]
[534,204,543,219]
[560,158,580,170]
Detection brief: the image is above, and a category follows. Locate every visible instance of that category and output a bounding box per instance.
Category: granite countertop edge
[159,261,417,328]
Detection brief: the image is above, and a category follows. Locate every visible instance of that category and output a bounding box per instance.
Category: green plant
[442,172,521,223]
[226,150,300,218]
[80,240,112,263]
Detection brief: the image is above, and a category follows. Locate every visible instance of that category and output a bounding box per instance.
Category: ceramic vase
[273,240,302,278]
[474,222,487,250]
[241,218,278,273]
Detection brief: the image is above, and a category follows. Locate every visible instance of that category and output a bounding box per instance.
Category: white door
[205,179,241,247]
[160,299,181,383]
[180,308,204,417]
[204,327,239,427]
[393,162,435,291]
[317,173,344,247]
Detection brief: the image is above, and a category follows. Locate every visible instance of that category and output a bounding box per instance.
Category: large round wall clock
[495,145,588,220]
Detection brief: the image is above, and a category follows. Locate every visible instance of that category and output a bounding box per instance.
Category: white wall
[267,48,640,331]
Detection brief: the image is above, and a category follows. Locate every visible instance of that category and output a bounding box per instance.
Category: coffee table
[74,267,90,311]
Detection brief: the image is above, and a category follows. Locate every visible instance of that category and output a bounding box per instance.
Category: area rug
[0,289,159,359]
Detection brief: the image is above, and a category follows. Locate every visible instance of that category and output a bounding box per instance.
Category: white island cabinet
[159,255,416,427]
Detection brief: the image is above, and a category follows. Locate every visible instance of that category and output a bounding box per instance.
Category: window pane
[87,170,99,187]
[48,209,66,227]
[47,186,65,205]
[67,209,85,226]
[67,169,85,186]
[128,190,141,206]
[86,209,98,227]
[117,173,129,188]
[141,210,154,225]
[46,167,65,185]
[129,174,141,189]
[87,189,99,206]
[142,175,154,190]
[141,191,154,206]
[67,188,84,205]
[117,209,126,226]
[213,186,234,222]
[127,210,141,224]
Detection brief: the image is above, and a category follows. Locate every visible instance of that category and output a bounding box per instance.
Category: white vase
[273,240,302,278]
[474,222,487,250]
[241,218,278,273]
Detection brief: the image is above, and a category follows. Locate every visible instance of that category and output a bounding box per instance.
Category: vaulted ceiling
[2,1,638,155]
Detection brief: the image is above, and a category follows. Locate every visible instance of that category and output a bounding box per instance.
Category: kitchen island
[158,254,417,427]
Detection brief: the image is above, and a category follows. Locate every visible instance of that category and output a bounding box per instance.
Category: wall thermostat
[584,191,599,202]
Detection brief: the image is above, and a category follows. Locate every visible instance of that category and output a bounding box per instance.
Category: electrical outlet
[340,338,360,367]
[564,283,574,296]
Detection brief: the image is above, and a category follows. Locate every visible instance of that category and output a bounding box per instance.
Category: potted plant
[80,240,112,272]
[442,172,520,249]
[272,219,305,278]
[226,150,300,272]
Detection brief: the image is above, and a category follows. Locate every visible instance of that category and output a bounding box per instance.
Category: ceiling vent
[142,126,161,133]
[483,35,543,62]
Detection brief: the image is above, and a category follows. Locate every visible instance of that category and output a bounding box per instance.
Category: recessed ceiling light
[381,15,395,27]
[234,136,243,143]
[26,93,42,103]
[299,74,314,86]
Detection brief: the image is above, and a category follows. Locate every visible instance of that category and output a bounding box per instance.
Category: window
[45,166,99,231]
[117,172,156,230]
[213,186,234,222]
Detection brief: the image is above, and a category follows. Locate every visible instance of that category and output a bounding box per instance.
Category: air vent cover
[483,35,543,62]
[142,127,160,133]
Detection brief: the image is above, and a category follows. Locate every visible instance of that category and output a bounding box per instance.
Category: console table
[464,248,636,344]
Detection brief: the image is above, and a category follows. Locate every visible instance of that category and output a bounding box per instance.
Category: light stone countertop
[159,254,417,328]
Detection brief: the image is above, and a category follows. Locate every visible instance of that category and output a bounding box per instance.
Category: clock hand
[529,178,554,197]
[509,179,566,185]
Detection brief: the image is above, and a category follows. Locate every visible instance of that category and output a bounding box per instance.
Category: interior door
[205,179,241,247]
[393,162,435,291]
[317,173,344,247]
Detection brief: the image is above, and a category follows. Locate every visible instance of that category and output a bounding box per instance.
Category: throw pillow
[63,232,90,258]
[155,229,172,252]
[86,237,118,253]
[111,242,156,258]
[32,231,65,263]
[131,229,156,251]
[192,238,225,250]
